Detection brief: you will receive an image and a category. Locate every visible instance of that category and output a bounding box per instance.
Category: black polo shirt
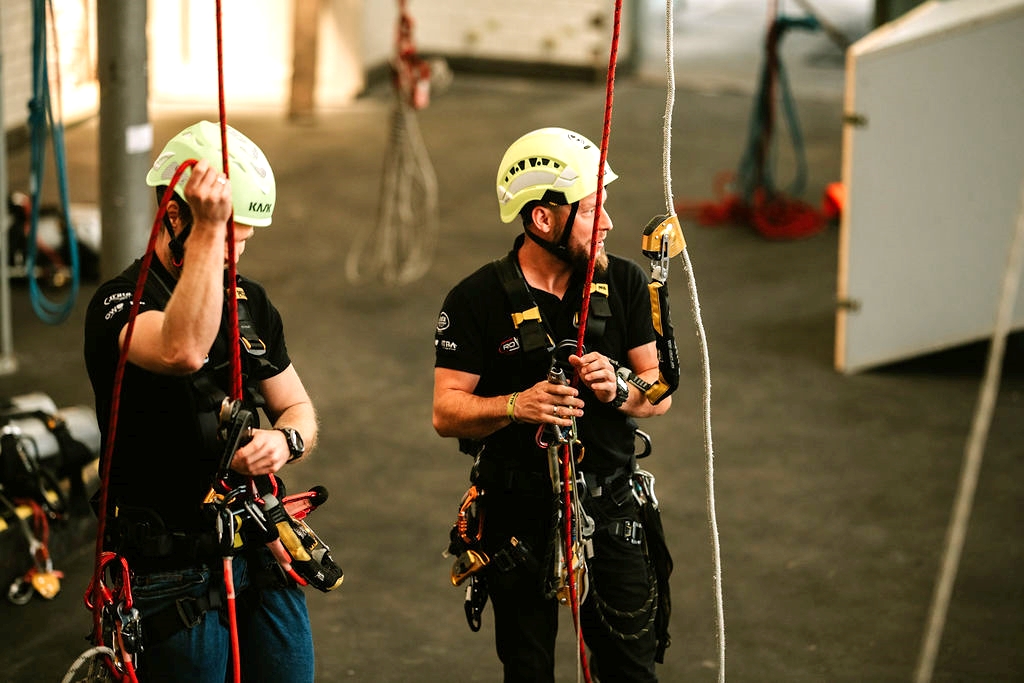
[84,258,289,533]
[435,239,655,476]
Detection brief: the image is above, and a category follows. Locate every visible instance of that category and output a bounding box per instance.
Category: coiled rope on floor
[345,0,438,286]
[675,0,828,241]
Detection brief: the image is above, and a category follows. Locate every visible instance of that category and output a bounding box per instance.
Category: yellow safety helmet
[146,120,276,227]
[496,127,617,224]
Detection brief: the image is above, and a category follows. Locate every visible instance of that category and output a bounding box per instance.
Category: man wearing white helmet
[434,127,673,682]
[84,121,319,682]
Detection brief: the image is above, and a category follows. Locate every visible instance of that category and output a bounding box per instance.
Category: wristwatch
[277,427,305,462]
[612,367,631,408]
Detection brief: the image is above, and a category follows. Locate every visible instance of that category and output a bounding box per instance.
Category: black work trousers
[482,475,658,683]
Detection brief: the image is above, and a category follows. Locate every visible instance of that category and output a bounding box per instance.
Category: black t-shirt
[83,258,289,532]
[434,240,655,476]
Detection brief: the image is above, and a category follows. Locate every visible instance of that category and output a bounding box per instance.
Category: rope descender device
[534,352,594,682]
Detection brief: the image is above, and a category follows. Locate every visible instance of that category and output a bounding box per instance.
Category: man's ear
[165,199,181,229]
[530,204,558,237]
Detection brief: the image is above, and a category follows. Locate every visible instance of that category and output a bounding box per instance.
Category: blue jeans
[130,548,314,683]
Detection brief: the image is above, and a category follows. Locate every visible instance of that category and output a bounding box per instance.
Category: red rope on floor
[675,172,836,241]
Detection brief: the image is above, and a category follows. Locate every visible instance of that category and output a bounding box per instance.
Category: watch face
[282,428,304,454]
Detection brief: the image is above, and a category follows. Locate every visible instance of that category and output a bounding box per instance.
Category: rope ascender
[345,0,439,285]
[572,0,726,680]
[25,0,80,325]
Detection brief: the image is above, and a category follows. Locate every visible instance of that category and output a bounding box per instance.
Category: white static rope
[662,1,726,680]
[60,646,117,683]
[345,98,439,286]
[913,175,1024,683]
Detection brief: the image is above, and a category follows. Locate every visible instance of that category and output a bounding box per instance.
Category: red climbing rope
[86,2,245,679]
[215,0,243,404]
[676,171,830,241]
[213,4,243,674]
[576,0,622,356]
[89,160,197,682]
[564,2,625,681]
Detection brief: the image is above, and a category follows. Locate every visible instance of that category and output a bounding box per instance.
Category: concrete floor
[2,6,1023,681]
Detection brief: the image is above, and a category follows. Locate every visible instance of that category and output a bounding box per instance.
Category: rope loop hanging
[26,0,80,325]
[345,0,439,286]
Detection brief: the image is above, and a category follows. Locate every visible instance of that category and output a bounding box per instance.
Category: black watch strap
[612,368,630,408]
[277,427,305,462]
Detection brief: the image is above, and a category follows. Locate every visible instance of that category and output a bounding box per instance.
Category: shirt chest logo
[499,336,520,355]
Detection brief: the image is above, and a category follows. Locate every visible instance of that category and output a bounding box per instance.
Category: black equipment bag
[0,393,100,516]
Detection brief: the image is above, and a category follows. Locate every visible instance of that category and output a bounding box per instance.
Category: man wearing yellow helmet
[84,122,319,682]
[433,127,673,682]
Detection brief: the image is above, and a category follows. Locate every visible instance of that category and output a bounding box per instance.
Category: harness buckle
[175,596,203,630]
[622,519,644,545]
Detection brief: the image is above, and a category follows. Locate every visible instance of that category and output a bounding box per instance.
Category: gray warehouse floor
[1,5,1022,681]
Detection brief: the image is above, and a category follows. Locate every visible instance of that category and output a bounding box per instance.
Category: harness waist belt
[472,458,550,496]
[141,587,224,646]
[582,467,632,499]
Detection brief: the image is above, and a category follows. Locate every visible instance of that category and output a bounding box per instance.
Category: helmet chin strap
[524,201,579,264]
[167,224,191,268]
[159,189,192,268]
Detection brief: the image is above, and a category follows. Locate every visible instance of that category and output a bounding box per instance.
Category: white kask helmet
[146,120,276,227]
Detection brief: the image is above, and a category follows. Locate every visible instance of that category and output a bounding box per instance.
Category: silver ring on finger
[553,405,559,417]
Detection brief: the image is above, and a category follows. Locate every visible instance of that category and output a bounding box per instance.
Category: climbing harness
[677,1,831,241]
[345,0,439,285]
[493,239,613,360]
[25,0,80,324]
